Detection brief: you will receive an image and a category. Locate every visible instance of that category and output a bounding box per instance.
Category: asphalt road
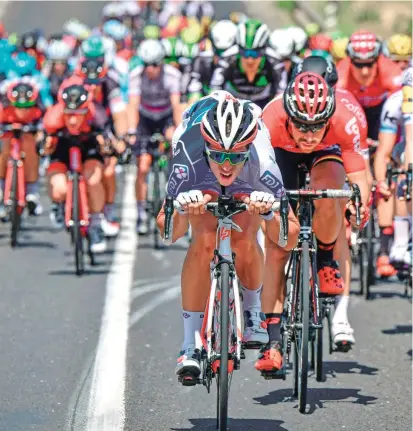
[0,2,411,431]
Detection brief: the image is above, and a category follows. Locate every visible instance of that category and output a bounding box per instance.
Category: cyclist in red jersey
[337,30,402,141]
[337,30,403,276]
[0,79,45,217]
[294,56,372,349]
[43,83,110,253]
[257,72,370,372]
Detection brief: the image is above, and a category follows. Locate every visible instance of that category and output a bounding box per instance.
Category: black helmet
[293,55,338,87]
[61,84,90,113]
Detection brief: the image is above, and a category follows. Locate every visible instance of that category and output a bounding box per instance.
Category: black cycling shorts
[133,114,174,157]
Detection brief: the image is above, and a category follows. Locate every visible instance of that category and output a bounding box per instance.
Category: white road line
[129,285,181,327]
[86,169,137,431]
[130,278,180,302]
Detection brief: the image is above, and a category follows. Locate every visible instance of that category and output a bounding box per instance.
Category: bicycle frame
[4,134,26,209]
[64,144,89,233]
[201,214,243,368]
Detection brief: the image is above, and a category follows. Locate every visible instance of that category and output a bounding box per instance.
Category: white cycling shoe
[390,243,409,267]
[101,217,120,237]
[242,309,269,349]
[332,321,355,350]
[175,346,201,386]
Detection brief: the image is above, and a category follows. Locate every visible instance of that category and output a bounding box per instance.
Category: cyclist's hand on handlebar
[114,137,127,154]
[176,191,212,216]
[345,200,368,228]
[244,191,276,215]
[377,180,393,199]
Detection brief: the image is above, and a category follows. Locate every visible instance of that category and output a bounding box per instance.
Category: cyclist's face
[289,122,327,153]
[350,60,378,86]
[145,64,162,79]
[64,113,86,134]
[53,61,66,75]
[395,60,409,71]
[209,146,248,186]
[15,108,30,120]
[240,56,261,72]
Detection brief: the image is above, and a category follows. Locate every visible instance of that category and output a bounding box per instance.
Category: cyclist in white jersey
[157,91,299,382]
[128,38,182,234]
[375,66,413,267]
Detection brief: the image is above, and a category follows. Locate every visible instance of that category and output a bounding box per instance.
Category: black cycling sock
[379,226,394,256]
[316,239,336,269]
[265,313,282,343]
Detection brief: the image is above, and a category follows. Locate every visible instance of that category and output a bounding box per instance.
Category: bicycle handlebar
[163,194,289,247]
[0,123,41,134]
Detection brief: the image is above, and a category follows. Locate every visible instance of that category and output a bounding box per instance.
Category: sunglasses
[291,118,327,133]
[205,146,249,165]
[351,60,377,69]
[144,62,162,67]
[239,48,263,59]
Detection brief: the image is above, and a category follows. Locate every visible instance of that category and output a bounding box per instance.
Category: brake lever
[351,184,361,226]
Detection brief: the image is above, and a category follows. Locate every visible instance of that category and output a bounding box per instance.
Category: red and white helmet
[201,91,258,151]
[346,30,381,61]
[283,72,335,123]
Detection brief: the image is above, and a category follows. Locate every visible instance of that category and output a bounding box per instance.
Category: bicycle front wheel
[72,173,84,276]
[298,240,310,413]
[10,160,20,248]
[217,262,230,431]
[152,160,162,249]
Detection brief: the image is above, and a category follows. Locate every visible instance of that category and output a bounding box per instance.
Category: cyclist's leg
[83,152,107,253]
[232,211,268,345]
[0,138,10,216]
[133,115,152,234]
[47,158,67,229]
[102,155,120,237]
[22,133,42,215]
[376,192,396,276]
[176,209,217,377]
[310,151,346,295]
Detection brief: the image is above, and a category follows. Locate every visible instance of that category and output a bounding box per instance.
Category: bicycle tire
[290,251,300,398]
[10,160,20,248]
[298,240,310,414]
[152,160,162,249]
[314,326,323,382]
[358,236,366,295]
[365,211,375,299]
[217,262,230,431]
[72,173,84,276]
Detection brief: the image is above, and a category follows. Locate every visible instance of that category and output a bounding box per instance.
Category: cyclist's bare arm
[127,95,141,133]
[346,168,370,208]
[374,132,397,186]
[170,93,182,127]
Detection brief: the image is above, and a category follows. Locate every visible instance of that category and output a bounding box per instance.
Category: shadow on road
[48,268,110,276]
[254,387,377,415]
[170,418,289,430]
[382,324,412,335]
[323,361,379,377]
[407,349,412,358]
[137,242,188,252]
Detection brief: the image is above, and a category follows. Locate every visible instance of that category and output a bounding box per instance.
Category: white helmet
[47,40,72,61]
[102,2,123,18]
[269,29,294,60]
[138,39,165,64]
[201,91,259,151]
[210,20,237,51]
[287,26,308,53]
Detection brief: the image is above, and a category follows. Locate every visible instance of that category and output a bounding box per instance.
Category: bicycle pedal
[334,341,353,353]
[260,368,286,380]
[178,372,199,386]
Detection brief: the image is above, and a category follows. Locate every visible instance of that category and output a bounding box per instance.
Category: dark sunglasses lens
[352,60,375,69]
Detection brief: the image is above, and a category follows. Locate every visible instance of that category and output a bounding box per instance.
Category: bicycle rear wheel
[10,160,20,248]
[72,173,84,276]
[298,240,310,413]
[365,211,375,299]
[216,262,230,431]
[152,160,162,249]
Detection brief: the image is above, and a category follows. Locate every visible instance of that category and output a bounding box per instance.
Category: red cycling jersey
[262,94,367,173]
[0,105,43,126]
[336,55,402,108]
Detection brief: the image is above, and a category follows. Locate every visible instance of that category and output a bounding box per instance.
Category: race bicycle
[163,194,288,430]
[0,123,40,247]
[280,183,361,413]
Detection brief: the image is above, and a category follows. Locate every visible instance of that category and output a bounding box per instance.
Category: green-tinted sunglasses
[205,145,249,165]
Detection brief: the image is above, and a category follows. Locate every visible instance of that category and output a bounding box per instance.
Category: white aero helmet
[210,20,237,51]
[269,29,295,60]
[47,40,72,61]
[236,19,270,50]
[201,91,259,151]
[102,2,123,19]
[138,39,165,64]
[287,26,308,53]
